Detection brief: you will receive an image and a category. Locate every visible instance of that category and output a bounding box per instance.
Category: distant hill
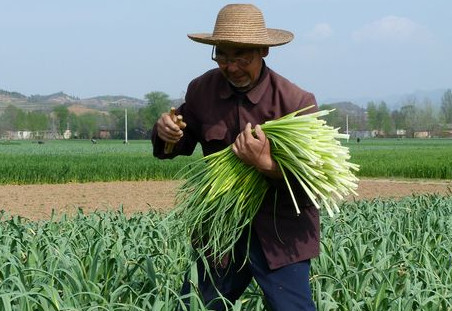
[0,90,28,105]
[0,89,27,100]
[320,88,449,111]
[0,89,148,113]
[28,92,79,104]
[320,101,366,118]
[80,95,147,110]
[324,101,365,114]
[3,87,449,115]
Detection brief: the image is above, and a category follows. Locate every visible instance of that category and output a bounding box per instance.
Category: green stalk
[173,106,359,261]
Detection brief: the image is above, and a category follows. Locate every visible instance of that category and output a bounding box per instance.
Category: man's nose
[225,60,240,71]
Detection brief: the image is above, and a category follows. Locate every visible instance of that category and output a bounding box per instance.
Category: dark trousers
[180,229,316,310]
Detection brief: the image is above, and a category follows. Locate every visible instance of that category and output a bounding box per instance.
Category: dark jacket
[152,65,320,269]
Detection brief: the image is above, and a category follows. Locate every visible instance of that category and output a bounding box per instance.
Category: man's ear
[259,47,269,57]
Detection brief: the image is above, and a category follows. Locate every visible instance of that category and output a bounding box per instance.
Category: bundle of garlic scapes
[174,106,359,261]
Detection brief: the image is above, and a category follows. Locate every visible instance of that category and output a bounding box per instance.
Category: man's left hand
[232,123,281,178]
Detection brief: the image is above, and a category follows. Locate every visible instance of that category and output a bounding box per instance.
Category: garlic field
[1,138,452,310]
[1,195,451,310]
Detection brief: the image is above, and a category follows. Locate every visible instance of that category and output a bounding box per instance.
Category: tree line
[320,89,452,138]
[0,91,172,140]
[1,89,452,140]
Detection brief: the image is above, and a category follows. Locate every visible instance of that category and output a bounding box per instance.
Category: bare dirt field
[1,179,451,221]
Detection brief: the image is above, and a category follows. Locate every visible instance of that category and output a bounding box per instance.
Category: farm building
[1,130,64,140]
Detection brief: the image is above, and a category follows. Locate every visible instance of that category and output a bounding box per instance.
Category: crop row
[1,139,452,185]
[348,138,452,179]
[0,140,201,184]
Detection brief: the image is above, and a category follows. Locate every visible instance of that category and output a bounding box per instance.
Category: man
[152,4,319,310]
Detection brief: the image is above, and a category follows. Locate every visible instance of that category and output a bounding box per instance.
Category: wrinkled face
[212,45,268,91]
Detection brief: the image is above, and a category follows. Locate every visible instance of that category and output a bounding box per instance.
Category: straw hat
[187,4,294,47]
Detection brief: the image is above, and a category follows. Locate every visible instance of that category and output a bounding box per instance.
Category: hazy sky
[1,0,451,104]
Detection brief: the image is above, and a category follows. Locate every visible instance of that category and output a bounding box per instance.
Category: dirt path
[1,179,451,221]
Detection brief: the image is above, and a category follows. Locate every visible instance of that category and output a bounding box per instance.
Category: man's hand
[156,111,187,143]
[232,123,282,178]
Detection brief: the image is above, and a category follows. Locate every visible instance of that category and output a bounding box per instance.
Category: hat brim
[187,28,294,47]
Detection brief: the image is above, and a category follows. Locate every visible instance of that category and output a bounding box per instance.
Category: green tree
[26,111,49,132]
[415,98,437,133]
[68,113,79,138]
[0,105,26,131]
[366,101,392,136]
[124,109,145,139]
[53,105,69,135]
[441,89,452,124]
[366,102,378,132]
[76,113,99,139]
[143,91,171,130]
[391,110,405,134]
[107,108,124,139]
[400,104,416,137]
[378,101,393,136]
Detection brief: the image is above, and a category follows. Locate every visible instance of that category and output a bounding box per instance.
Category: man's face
[213,46,267,90]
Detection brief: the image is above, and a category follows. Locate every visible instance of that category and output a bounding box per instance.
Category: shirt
[152,64,320,269]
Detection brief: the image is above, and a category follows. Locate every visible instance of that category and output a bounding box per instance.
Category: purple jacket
[152,65,320,269]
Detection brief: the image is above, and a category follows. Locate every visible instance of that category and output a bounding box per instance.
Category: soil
[1,179,451,221]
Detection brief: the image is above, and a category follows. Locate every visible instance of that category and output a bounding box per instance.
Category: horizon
[2,87,449,112]
[1,1,451,104]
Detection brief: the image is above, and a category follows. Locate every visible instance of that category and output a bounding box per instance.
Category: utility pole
[124,108,128,144]
[346,114,349,142]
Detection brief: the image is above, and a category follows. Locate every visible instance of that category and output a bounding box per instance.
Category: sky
[1,0,451,105]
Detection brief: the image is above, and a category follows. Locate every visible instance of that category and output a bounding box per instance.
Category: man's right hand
[156,112,186,143]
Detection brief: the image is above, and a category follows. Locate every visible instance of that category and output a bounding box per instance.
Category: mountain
[320,101,365,115]
[0,89,147,113]
[0,90,28,105]
[79,95,147,110]
[3,87,448,115]
[319,101,367,126]
[28,92,79,104]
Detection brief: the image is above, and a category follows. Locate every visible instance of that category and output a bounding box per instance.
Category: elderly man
[152,4,319,310]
